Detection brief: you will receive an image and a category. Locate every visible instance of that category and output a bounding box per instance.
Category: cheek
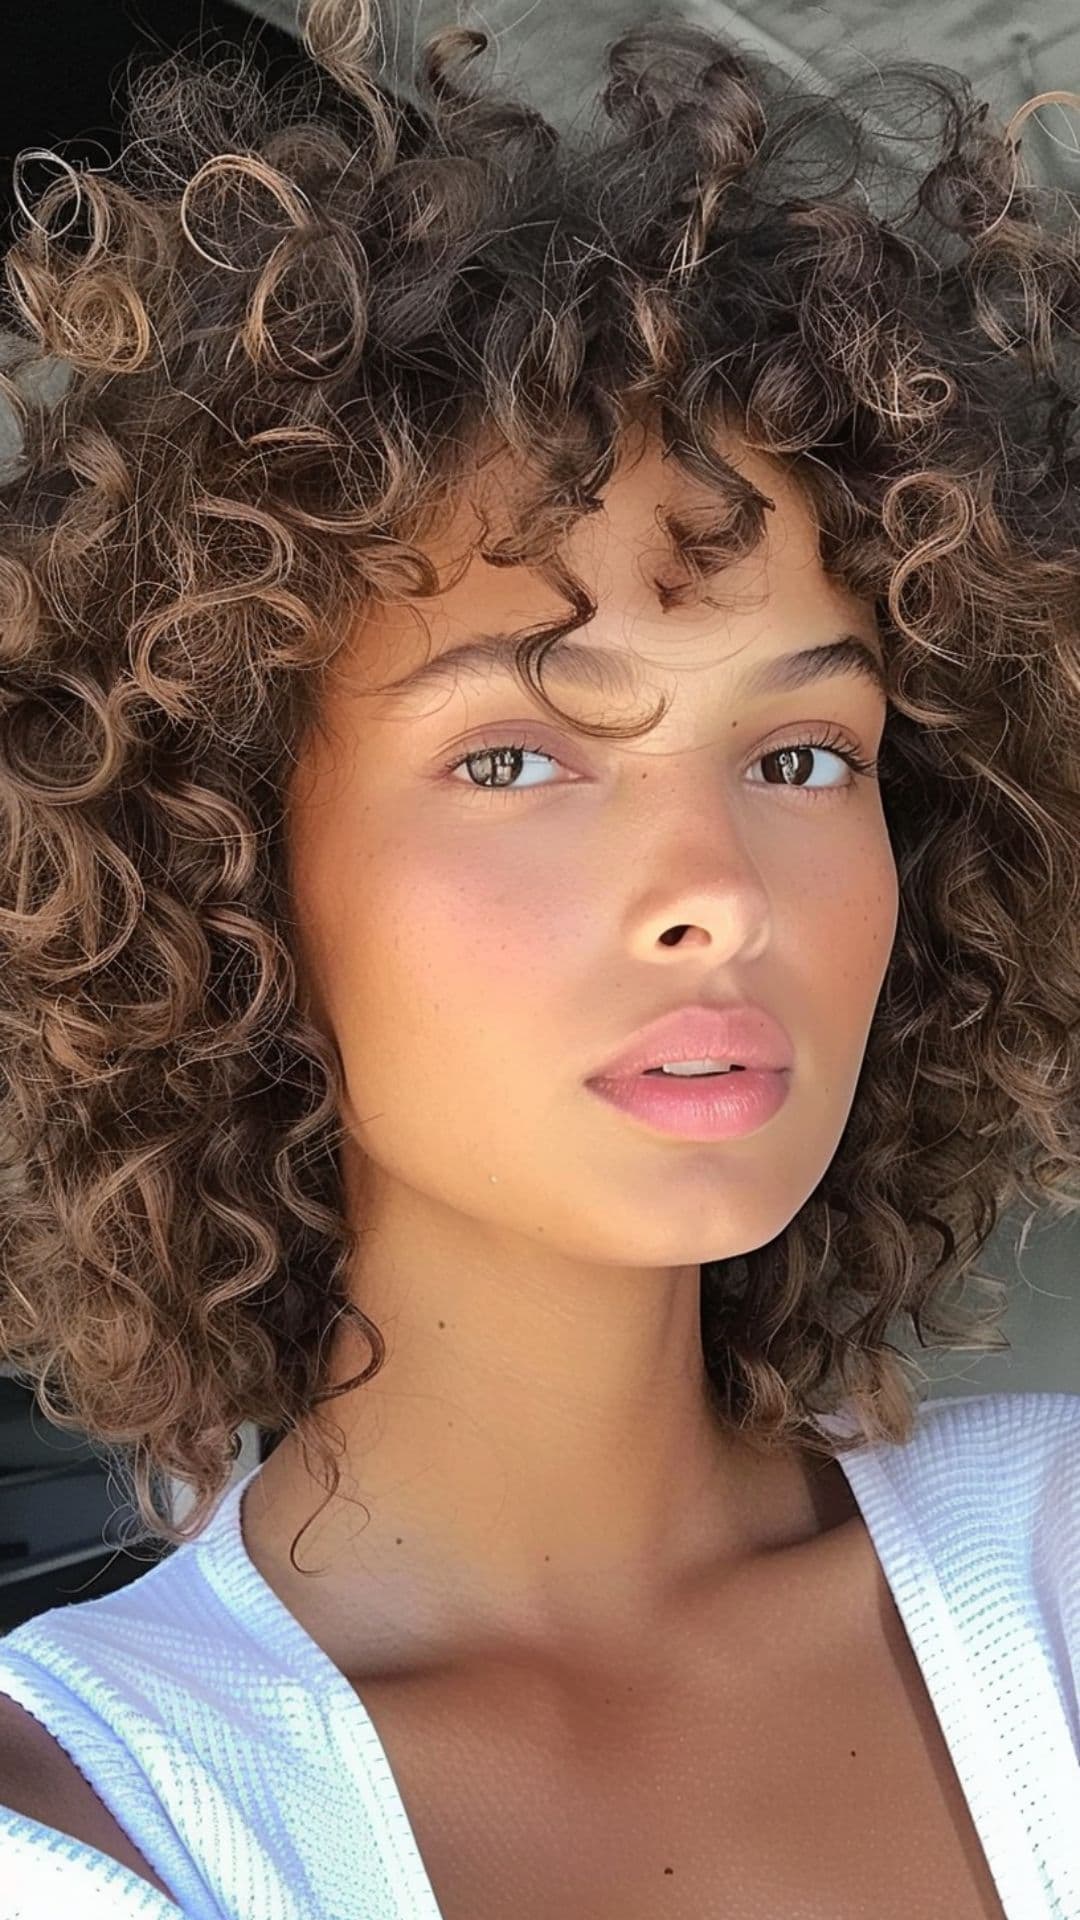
[770,796,895,951]
[329,833,578,1077]
[852,834,901,993]
[786,828,899,1061]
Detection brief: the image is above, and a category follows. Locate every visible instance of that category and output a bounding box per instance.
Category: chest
[353,1543,1008,1920]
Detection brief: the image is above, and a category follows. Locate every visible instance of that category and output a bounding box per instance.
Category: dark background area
[0,0,301,255]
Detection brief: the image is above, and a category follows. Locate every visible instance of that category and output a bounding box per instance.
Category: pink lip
[586,1066,790,1141]
[587,1001,794,1081]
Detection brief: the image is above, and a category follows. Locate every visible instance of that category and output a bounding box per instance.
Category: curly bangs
[0,0,1078,1549]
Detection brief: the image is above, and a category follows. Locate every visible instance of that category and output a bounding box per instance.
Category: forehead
[345,429,881,701]
[436,429,836,603]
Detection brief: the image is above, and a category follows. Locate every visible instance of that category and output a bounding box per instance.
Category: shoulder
[0,1690,177,1902]
[887,1387,1080,1488]
[840,1388,1080,1606]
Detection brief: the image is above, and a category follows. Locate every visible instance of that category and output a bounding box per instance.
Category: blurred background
[0,0,1077,1628]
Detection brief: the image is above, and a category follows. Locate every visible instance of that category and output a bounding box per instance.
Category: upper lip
[587,1002,794,1080]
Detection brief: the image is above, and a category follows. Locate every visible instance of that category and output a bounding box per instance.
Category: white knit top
[0,1388,1078,1919]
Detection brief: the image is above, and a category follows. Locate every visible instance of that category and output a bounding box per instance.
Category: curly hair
[1,0,1078,1562]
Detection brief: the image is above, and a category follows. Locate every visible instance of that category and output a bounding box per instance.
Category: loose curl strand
[0,0,1079,1563]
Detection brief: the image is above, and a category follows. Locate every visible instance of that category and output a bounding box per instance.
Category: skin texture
[244,425,899,1677]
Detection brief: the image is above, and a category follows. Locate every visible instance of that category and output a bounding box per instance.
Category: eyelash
[440,728,880,802]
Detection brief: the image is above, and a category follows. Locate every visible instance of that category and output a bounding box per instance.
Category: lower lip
[585,1068,791,1139]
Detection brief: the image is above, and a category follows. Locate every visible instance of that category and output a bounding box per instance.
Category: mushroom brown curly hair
[0,0,1079,1560]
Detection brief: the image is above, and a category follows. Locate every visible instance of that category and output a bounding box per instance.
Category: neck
[242,1265,850,1675]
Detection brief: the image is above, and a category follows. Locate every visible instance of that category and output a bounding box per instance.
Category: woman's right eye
[440,738,564,795]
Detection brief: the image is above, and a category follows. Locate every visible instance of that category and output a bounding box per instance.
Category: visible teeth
[651,1059,739,1076]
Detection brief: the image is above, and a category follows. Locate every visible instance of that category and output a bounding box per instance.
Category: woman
[0,2,1077,1914]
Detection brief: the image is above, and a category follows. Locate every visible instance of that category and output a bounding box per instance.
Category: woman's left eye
[440,731,879,801]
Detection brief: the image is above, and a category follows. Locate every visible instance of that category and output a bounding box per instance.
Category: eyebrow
[378,630,887,705]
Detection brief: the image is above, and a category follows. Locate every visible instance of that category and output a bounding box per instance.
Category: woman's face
[283,431,898,1279]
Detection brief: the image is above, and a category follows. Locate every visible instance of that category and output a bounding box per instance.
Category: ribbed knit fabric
[0,1387,1078,1919]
